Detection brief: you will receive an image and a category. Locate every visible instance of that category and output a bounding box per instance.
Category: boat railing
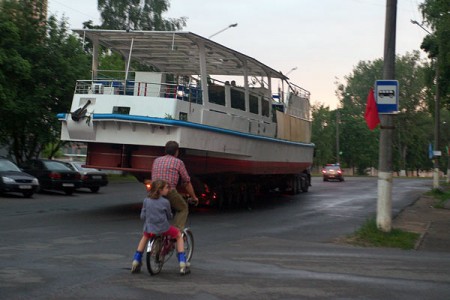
[74,80,203,104]
[287,81,310,99]
[74,73,274,120]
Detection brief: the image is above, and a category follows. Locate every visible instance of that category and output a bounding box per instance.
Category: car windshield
[0,160,21,172]
[44,161,73,171]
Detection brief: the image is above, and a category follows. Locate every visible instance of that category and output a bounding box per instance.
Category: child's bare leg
[137,235,149,252]
[175,230,190,275]
[176,232,184,253]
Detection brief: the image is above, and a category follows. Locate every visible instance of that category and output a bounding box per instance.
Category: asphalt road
[0,177,449,299]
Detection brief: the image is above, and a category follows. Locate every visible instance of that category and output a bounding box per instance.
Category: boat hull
[58,114,314,176]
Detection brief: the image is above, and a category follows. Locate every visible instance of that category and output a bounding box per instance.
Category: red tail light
[82,175,88,180]
[144,179,152,191]
[49,172,61,179]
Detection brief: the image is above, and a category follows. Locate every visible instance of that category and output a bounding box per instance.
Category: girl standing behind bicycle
[131,179,190,275]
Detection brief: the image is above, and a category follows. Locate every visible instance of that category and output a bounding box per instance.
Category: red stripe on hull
[85,143,311,175]
[184,156,310,175]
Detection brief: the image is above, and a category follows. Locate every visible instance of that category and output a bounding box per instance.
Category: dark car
[63,161,108,193]
[0,158,40,198]
[20,159,82,195]
[322,164,344,182]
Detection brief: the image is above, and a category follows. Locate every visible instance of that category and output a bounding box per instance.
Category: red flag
[364,87,380,130]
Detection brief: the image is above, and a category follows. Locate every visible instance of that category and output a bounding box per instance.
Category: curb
[414,221,431,250]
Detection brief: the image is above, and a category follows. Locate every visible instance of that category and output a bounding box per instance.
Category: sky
[47,0,428,109]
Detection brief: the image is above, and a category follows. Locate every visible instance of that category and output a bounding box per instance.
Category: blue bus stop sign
[375,80,399,114]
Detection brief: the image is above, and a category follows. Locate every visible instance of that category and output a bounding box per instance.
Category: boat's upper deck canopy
[74,29,288,80]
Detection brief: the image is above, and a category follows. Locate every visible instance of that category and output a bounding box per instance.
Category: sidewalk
[393,193,450,252]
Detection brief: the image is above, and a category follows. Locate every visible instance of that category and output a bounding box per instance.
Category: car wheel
[64,188,74,195]
[22,191,34,198]
[90,186,100,193]
[323,177,327,182]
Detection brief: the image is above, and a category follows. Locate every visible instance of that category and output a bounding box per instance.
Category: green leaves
[420,0,450,108]
[0,1,90,163]
[314,52,435,173]
[98,0,186,31]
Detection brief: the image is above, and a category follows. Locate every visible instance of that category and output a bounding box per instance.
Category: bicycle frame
[146,228,194,275]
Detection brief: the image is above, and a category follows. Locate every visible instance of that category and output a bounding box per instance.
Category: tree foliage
[97,0,186,31]
[0,0,90,163]
[311,104,335,166]
[420,0,450,109]
[313,52,435,175]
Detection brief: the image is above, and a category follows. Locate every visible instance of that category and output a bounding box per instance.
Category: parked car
[63,161,108,193]
[322,164,344,182]
[20,159,82,195]
[0,158,39,198]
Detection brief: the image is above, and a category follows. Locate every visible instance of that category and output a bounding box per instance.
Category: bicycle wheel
[182,228,194,262]
[146,237,164,275]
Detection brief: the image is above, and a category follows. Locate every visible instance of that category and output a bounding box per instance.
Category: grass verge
[425,184,450,208]
[346,218,419,250]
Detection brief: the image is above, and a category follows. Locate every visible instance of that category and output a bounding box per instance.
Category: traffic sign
[375,80,399,114]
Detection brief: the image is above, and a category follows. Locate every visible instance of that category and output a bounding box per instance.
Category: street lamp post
[208,23,238,39]
[411,19,440,189]
[285,67,298,76]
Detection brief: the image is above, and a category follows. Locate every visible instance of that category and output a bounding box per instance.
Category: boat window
[113,106,130,115]
[189,87,203,104]
[208,85,225,106]
[262,99,270,117]
[179,112,188,121]
[249,94,259,114]
[231,88,245,111]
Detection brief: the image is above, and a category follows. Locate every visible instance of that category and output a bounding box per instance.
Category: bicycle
[142,180,196,275]
[145,226,194,275]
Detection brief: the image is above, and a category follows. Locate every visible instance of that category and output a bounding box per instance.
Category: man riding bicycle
[151,141,198,230]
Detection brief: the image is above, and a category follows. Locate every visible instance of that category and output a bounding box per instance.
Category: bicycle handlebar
[186,197,199,206]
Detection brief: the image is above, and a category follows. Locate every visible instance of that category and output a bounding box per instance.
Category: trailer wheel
[288,176,300,195]
[246,184,256,210]
[216,188,225,210]
[238,186,247,208]
[295,176,301,194]
[300,175,309,193]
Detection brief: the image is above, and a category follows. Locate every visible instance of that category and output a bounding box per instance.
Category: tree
[97,0,186,31]
[420,0,450,109]
[333,52,432,175]
[0,1,90,163]
[311,104,335,167]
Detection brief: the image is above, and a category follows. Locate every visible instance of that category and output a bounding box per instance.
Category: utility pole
[336,109,340,164]
[433,64,441,188]
[377,0,397,232]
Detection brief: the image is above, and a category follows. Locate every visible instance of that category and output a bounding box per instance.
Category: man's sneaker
[131,260,142,274]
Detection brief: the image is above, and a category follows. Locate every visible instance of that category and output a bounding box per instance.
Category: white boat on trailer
[58,29,314,207]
